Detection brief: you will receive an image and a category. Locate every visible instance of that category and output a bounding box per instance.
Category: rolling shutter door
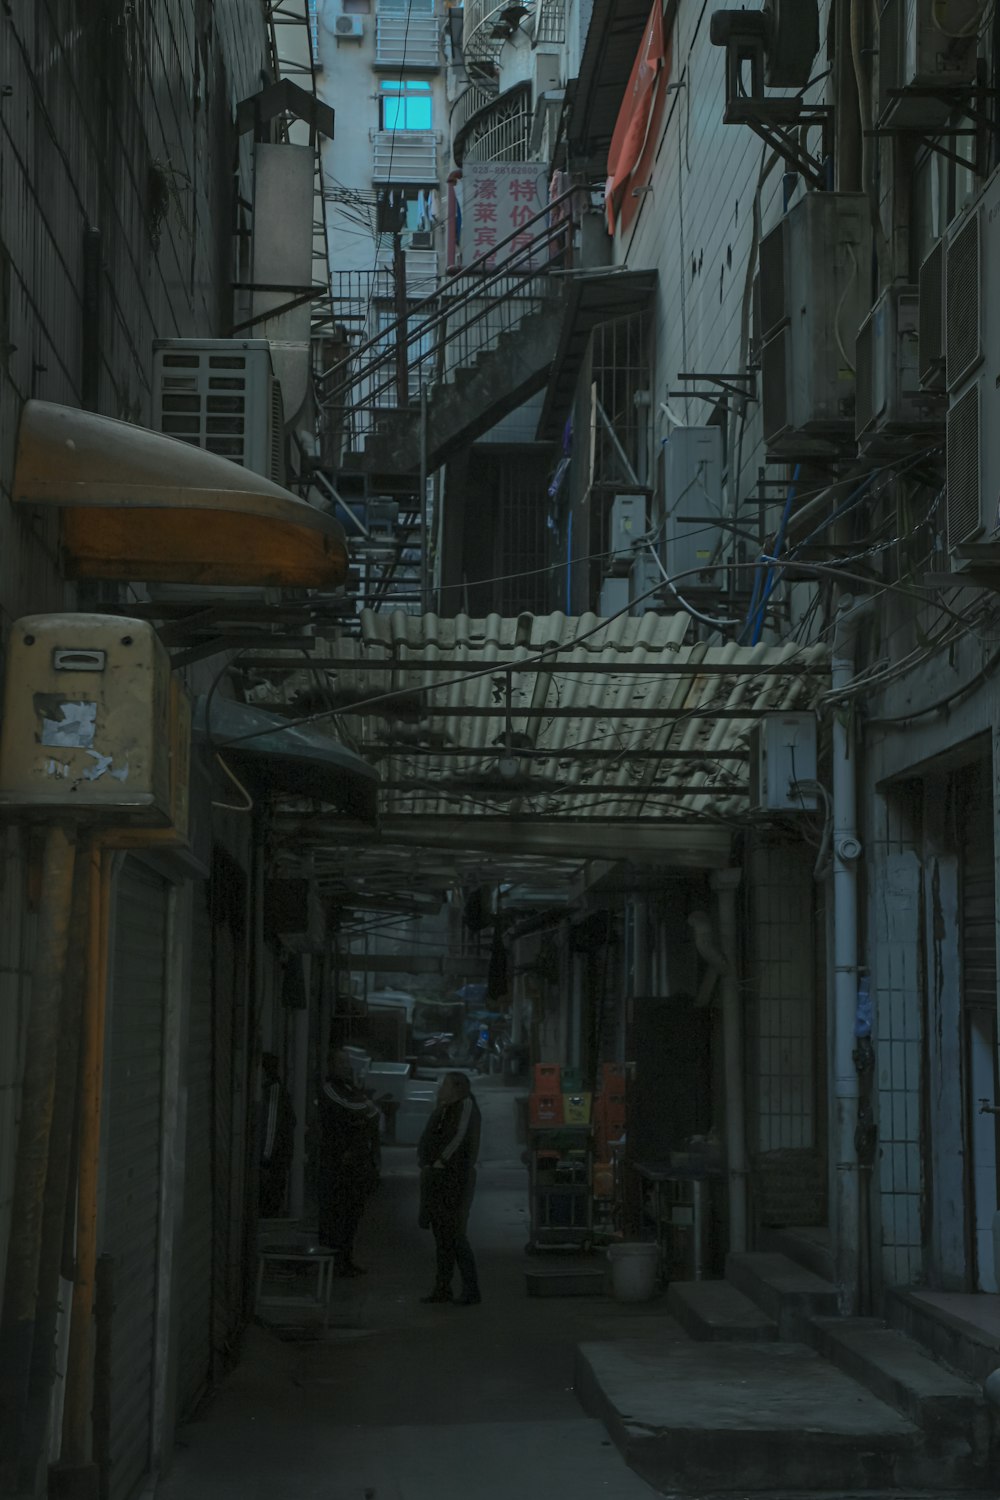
[174,880,214,1415]
[103,859,169,1500]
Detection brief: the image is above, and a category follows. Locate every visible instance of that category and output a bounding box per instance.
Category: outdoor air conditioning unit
[877,0,980,131]
[153,339,285,485]
[759,193,872,457]
[855,284,945,453]
[944,169,1000,558]
[748,712,818,813]
[334,13,364,39]
[628,550,666,615]
[663,426,723,588]
[409,230,434,249]
[608,492,647,574]
[917,239,946,391]
[598,575,630,618]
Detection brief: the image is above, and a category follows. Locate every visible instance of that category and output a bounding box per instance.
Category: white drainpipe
[830,595,872,1314]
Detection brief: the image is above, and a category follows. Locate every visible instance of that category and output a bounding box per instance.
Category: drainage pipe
[711,869,746,1254]
[830,594,873,1314]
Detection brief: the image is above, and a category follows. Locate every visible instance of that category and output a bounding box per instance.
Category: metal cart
[526,1125,593,1252]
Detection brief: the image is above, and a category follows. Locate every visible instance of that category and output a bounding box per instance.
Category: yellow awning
[13,400,348,588]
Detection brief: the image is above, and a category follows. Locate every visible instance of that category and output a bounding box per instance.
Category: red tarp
[605,1,671,236]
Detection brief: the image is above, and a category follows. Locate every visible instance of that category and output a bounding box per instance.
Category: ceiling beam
[274,815,734,865]
[337,953,488,976]
[248,657,829,676]
[365,747,749,761]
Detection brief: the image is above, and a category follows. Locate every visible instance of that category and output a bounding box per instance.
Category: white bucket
[607,1242,658,1302]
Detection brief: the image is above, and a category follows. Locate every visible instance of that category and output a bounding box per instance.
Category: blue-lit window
[380,80,433,131]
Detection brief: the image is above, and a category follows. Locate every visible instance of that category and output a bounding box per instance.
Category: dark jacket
[418,1094,481,1219]
[318,1076,381,1197]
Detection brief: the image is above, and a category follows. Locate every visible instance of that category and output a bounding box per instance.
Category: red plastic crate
[533,1063,561,1093]
[599,1063,626,1090]
[529,1092,564,1127]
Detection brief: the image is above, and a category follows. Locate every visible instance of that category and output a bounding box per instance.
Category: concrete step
[725,1250,839,1338]
[887,1286,1000,1389]
[575,1336,933,1494]
[810,1316,990,1471]
[759,1223,834,1282]
[667,1279,778,1342]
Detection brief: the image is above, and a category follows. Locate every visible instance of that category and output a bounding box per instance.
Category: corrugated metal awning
[13,401,348,588]
[265,609,829,882]
[536,269,658,441]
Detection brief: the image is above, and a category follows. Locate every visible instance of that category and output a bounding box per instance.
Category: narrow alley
[157,1078,663,1500]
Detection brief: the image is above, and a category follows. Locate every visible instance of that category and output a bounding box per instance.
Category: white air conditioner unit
[334,13,365,39]
[877,0,980,131]
[759,193,872,457]
[663,426,723,588]
[409,230,434,250]
[153,339,285,485]
[944,169,1000,559]
[855,284,945,453]
[608,492,647,575]
[628,550,666,615]
[748,712,818,813]
[598,575,630,618]
[917,239,946,392]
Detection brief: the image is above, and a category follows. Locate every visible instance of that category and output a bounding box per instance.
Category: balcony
[455,83,531,165]
[374,12,441,70]
[371,130,441,183]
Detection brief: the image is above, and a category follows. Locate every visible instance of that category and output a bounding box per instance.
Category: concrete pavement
[157,1078,662,1499]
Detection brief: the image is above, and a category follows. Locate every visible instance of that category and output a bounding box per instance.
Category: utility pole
[392,231,409,407]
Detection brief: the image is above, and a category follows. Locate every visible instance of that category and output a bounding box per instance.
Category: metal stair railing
[320,184,577,452]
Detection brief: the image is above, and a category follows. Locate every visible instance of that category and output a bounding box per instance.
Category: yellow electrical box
[0,614,187,824]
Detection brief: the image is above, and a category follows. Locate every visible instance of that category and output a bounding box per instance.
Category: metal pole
[419,378,429,615]
[392,232,409,408]
[0,825,77,1492]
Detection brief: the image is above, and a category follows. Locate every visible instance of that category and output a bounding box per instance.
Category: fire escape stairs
[324,188,576,486]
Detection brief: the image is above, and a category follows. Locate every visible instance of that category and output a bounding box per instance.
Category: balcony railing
[374,13,441,69]
[371,130,441,183]
[460,84,532,164]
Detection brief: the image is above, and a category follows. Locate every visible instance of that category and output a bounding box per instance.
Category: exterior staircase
[323,188,574,483]
[575,1249,995,1495]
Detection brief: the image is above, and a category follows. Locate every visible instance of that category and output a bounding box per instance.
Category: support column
[711,869,747,1254]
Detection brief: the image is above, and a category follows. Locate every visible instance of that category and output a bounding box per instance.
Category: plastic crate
[529,1092,564,1127]
[562,1092,592,1125]
[533,1063,561,1093]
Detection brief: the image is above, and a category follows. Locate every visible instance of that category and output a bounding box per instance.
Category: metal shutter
[174,881,214,1416]
[103,859,168,1500]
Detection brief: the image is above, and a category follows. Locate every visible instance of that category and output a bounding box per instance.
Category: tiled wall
[0,0,268,1309]
[747,839,817,1152]
[869,792,925,1289]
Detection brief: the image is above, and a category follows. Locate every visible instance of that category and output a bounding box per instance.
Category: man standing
[317,1048,381,1276]
[259,1052,296,1218]
[417,1072,481,1305]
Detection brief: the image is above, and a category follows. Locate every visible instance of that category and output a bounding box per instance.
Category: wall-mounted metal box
[663,426,723,588]
[0,615,185,824]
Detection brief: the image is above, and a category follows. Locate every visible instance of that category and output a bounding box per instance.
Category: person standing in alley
[417,1071,482,1305]
[317,1048,381,1276]
[259,1052,296,1218]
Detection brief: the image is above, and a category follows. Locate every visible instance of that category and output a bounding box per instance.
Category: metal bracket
[724,99,834,191]
[868,85,1000,175]
[668,370,758,404]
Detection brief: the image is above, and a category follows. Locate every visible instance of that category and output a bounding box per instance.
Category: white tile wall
[871,840,924,1288]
